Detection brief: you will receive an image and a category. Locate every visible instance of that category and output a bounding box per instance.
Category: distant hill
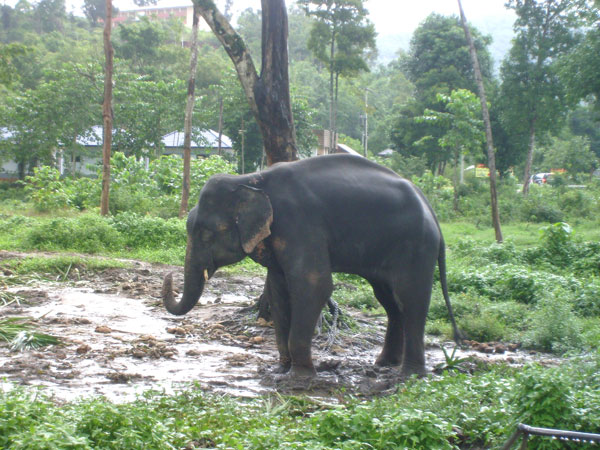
[376,15,515,74]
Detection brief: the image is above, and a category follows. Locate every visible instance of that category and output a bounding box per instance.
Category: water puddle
[0,256,556,402]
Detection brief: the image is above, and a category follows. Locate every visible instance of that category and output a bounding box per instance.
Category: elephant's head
[162,176,273,315]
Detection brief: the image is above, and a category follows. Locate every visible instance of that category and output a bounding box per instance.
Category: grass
[1,255,130,278]
[0,354,598,449]
[0,229,597,448]
[0,318,60,351]
[441,221,600,247]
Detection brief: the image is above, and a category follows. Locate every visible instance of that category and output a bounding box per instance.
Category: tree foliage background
[0,0,598,183]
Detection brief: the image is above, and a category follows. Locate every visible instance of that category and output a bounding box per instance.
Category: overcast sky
[28,0,515,37]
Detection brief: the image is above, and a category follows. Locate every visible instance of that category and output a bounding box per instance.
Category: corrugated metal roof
[162,129,232,149]
[336,143,363,157]
[3,126,233,149]
[76,125,104,146]
[0,128,15,140]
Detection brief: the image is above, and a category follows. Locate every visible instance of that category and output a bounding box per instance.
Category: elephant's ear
[235,185,273,254]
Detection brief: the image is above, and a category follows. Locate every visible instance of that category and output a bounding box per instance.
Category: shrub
[23,166,70,211]
[64,177,99,211]
[559,189,595,218]
[311,404,457,449]
[332,282,378,310]
[459,312,507,342]
[510,365,580,448]
[524,295,583,354]
[24,215,122,253]
[109,212,185,250]
[0,214,34,233]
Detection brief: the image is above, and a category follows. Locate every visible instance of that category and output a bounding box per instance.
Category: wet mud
[0,251,551,402]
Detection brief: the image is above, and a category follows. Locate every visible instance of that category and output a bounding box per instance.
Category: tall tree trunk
[195,0,297,165]
[100,0,113,216]
[217,96,224,156]
[457,0,503,242]
[179,5,201,219]
[333,72,340,152]
[453,152,460,212]
[522,118,536,195]
[193,0,298,321]
[328,30,336,153]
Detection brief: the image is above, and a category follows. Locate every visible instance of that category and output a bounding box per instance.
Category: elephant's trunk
[162,263,206,316]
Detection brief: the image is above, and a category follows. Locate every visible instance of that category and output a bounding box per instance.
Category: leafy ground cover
[1,353,598,449]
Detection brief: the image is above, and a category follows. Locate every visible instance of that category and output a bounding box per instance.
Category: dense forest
[1,0,598,179]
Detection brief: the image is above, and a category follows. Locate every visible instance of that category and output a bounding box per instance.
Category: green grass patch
[0,355,598,449]
[1,255,129,278]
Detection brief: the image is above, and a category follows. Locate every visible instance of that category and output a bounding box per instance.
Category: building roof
[162,129,232,149]
[76,125,103,146]
[336,143,363,157]
[75,126,232,149]
[0,128,15,140]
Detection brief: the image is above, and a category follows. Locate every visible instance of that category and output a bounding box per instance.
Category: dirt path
[0,251,542,402]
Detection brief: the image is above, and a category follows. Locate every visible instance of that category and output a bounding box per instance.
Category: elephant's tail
[438,238,464,345]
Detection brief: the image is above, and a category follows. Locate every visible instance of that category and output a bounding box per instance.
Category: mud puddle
[0,252,553,402]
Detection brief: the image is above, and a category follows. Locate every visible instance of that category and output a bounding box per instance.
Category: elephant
[162,153,462,379]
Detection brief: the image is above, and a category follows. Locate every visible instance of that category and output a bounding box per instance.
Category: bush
[332,282,378,310]
[459,312,507,342]
[23,166,70,211]
[109,212,185,250]
[311,404,456,449]
[510,365,580,449]
[0,214,34,233]
[18,154,236,217]
[524,295,583,353]
[559,189,595,218]
[24,215,123,253]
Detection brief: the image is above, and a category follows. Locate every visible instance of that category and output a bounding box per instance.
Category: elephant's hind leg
[396,279,432,377]
[371,281,404,367]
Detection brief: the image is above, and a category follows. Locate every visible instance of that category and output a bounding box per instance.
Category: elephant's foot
[273,364,316,390]
[374,354,402,367]
[272,360,291,374]
[399,362,427,379]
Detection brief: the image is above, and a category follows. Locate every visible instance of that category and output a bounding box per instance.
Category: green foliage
[539,221,573,263]
[109,212,185,250]
[19,154,236,217]
[510,364,588,449]
[524,295,583,353]
[24,214,123,254]
[23,166,71,211]
[435,346,471,373]
[0,255,128,277]
[0,318,60,351]
[310,404,457,449]
[332,282,378,310]
[0,353,599,449]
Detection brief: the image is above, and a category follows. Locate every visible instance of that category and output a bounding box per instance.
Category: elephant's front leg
[265,270,292,373]
[286,269,333,378]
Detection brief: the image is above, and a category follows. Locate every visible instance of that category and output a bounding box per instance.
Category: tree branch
[194,0,260,118]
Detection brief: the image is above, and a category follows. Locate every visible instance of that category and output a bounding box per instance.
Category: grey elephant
[162,154,461,379]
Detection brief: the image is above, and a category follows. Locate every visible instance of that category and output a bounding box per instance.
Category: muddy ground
[0,251,546,402]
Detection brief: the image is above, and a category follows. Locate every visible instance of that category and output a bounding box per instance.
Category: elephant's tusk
[204,269,209,281]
